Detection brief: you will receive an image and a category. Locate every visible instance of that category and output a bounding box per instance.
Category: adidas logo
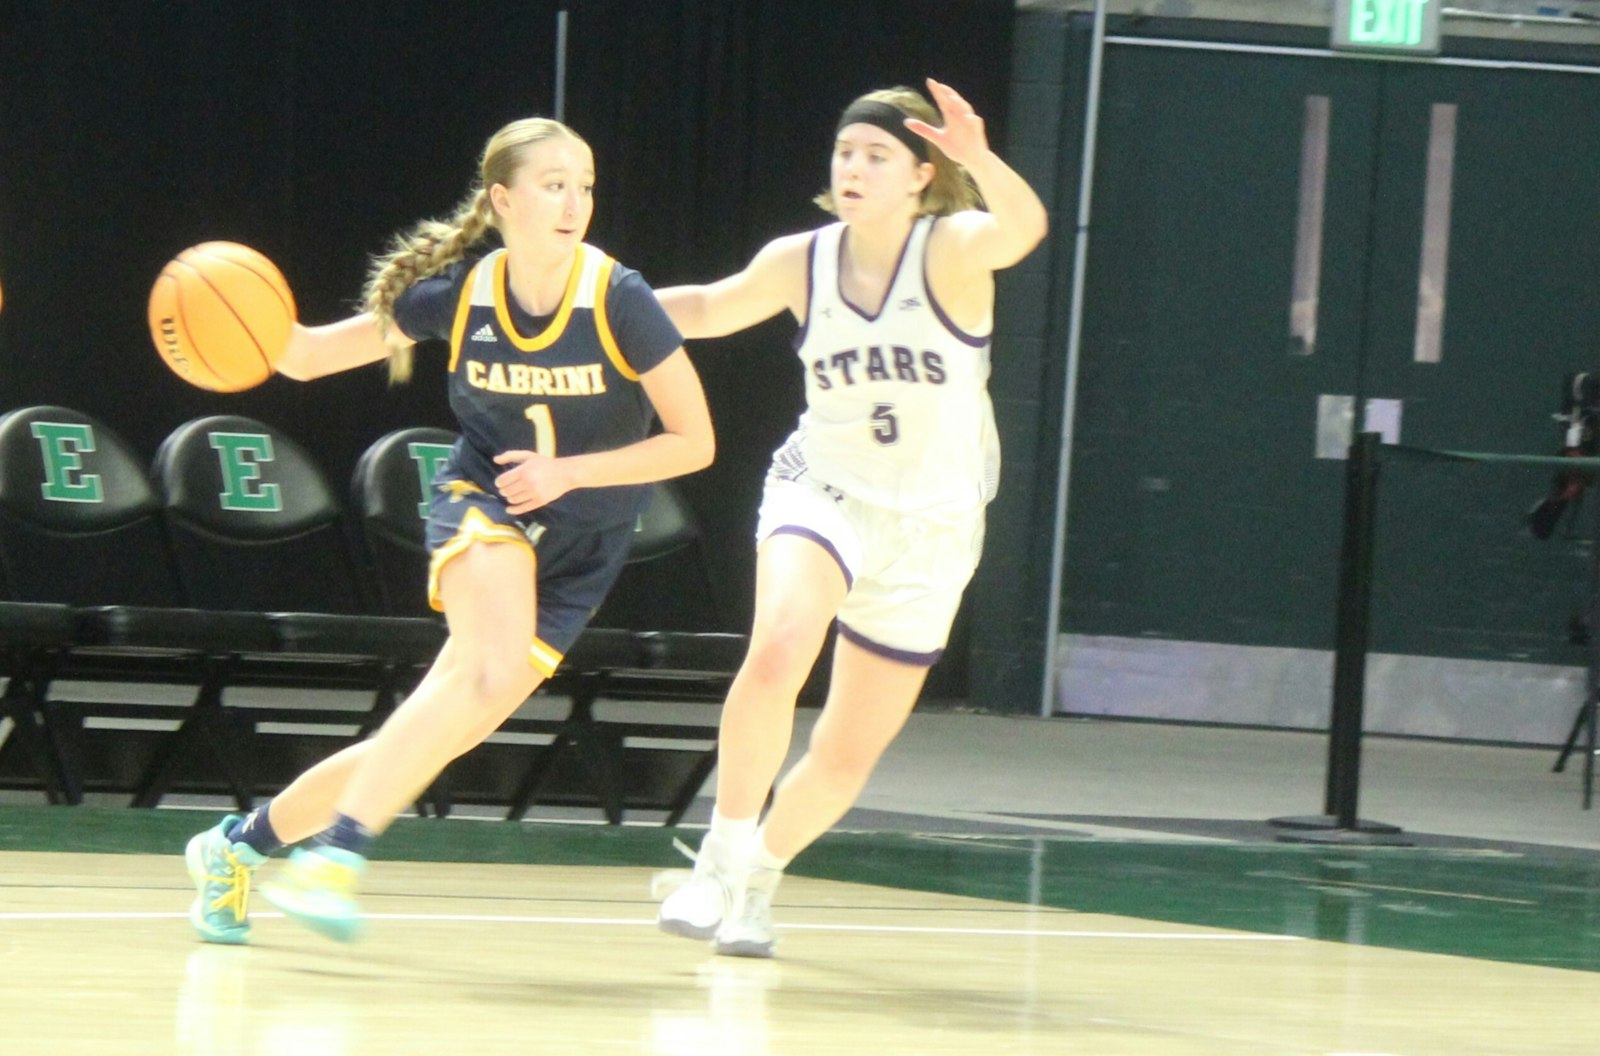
[469,324,497,343]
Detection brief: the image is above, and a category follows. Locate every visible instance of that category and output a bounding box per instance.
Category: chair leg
[0,650,79,804]
[663,747,719,828]
[506,677,606,821]
[131,664,245,809]
[201,708,255,813]
[356,663,402,739]
[573,724,626,825]
[506,731,576,821]
[0,680,66,804]
[40,699,84,805]
[428,772,454,819]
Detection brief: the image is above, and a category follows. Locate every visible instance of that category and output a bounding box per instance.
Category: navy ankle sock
[313,813,376,857]
[225,805,285,856]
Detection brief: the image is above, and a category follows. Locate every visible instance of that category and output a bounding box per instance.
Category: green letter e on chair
[31,421,103,503]
[210,433,282,512]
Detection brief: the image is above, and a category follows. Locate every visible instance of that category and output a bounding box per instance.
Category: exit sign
[1332,0,1441,55]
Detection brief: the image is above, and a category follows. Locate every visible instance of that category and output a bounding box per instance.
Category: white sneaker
[714,867,780,959]
[657,834,747,941]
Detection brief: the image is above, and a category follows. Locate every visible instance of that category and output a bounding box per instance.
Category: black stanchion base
[1268,813,1401,834]
[1274,826,1413,847]
[1268,814,1411,846]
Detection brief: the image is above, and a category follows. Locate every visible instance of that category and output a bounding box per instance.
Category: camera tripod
[1552,500,1600,809]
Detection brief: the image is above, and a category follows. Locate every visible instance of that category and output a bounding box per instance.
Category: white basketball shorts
[754,474,986,665]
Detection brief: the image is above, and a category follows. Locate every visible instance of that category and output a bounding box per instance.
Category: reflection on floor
[5,851,1600,1056]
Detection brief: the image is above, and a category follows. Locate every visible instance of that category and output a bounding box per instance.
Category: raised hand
[903,78,989,167]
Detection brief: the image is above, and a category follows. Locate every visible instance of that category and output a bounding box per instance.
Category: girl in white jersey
[654,79,1047,957]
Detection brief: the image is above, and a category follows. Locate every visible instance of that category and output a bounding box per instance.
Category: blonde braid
[362,189,497,383]
[362,117,584,383]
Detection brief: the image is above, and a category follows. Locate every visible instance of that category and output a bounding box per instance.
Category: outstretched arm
[906,78,1048,272]
[654,232,811,340]
[275,313,406,381]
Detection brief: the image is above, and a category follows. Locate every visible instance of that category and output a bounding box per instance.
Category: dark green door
[1068,47,1382,649]
[1360,66,1600,663]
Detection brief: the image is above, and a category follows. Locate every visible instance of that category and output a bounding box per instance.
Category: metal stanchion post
[1272,431,1408,845]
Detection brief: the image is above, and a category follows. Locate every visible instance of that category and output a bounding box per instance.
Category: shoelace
[674,837,737,891]
[203,845,253,921]
[649,839,704,902]
[658,837,736,907]
[290,852,358,893]
[732,887,770,926]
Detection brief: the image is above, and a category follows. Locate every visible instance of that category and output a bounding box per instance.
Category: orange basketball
[147,241,296,392]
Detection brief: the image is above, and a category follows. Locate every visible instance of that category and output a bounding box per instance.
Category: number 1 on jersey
[525,404,557,456]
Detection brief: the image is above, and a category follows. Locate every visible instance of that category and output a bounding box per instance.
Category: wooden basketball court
[3,849,1598,1055]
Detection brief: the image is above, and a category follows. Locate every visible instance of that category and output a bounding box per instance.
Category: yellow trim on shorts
[527,637,563,677]
[446,260,482,374]
[426,506,533,612]
[590,256,640,382]
[493,249,582,352]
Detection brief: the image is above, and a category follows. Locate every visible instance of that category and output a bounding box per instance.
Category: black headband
[836,99,929,162]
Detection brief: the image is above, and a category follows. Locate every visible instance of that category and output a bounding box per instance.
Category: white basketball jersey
[775,215,1000,516]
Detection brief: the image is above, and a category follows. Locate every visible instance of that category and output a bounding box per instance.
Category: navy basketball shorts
[424,476,633,676]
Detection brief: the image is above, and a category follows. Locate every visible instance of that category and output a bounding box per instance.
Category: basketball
[147,242,296,392]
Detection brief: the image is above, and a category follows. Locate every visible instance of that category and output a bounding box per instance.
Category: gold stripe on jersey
[446,259,482,374]
[492,250,583,352]
[590,256,641,382]
[426,506,533,612]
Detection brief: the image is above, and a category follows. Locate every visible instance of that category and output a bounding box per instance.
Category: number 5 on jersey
[871,403,899,446]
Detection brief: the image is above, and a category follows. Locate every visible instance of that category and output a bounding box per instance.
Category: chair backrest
[0,405,183,605]
[590,481,722,631]
[626,480,701,565]
[350,426,457,617]
[153,414,369,614]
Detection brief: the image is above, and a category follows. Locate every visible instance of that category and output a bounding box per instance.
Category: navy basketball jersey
[400,245,679,530]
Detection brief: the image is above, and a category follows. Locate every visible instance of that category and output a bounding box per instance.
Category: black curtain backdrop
[0,0,1015,694]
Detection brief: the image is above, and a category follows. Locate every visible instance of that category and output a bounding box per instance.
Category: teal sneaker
[185,815,267,945]
[260,846,368,943]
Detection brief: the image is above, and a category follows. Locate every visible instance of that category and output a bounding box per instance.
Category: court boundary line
[0,909,1304,940]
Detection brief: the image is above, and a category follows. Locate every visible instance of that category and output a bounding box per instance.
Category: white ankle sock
[709,808,758,846]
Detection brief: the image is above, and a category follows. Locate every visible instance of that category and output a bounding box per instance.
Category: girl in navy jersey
[184,117,714,944]
[653,79,1046,957]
